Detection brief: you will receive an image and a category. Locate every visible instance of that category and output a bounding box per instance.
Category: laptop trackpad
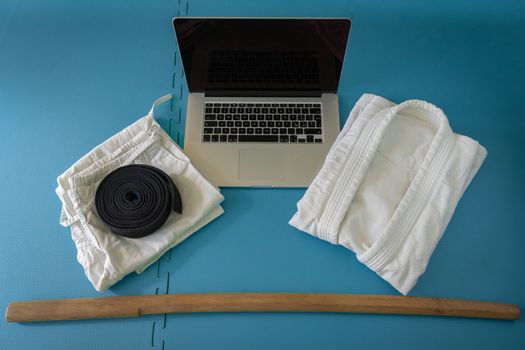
[238,149,285,181]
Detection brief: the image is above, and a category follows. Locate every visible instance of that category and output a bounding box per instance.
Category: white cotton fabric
[289,93,486,295]
[56,95,224,291]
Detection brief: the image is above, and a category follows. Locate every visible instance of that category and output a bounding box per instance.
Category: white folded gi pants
[56,95,224,291]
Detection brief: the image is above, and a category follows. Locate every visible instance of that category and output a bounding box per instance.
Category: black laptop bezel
[173,17,352,97]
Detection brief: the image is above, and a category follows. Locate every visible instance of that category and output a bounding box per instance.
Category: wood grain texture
[5,293,520,322]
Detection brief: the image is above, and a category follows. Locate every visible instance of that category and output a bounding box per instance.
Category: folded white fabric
[290,93,486,295]
[56,95,224,291]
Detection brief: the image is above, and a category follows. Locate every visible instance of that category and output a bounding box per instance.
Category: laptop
[173,17,351,187]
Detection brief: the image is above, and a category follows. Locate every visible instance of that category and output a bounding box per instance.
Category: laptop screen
[173,18,351,95]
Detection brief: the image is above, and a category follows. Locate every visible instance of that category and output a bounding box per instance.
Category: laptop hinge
[204,90,322,98]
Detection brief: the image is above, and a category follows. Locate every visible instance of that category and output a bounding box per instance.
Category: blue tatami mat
[1,0,524,349]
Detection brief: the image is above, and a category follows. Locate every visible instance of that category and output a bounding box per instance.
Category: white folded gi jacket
[56,95,224,291]
[290,94,486,295]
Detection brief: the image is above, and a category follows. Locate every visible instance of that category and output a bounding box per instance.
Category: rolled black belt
[95,164,182,239]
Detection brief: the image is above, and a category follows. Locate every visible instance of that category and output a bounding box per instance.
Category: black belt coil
[95,164,183,239]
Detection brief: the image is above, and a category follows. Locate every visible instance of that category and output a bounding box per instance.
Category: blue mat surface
[1,0,524,349]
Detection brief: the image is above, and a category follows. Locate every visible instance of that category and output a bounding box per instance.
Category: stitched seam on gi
[366,133,454,272]
[318,113,386,241]
[318,118,378,240]
[300,95,380,227]
[362,102,455,272]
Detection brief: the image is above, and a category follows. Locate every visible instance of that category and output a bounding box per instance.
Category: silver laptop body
[173,17,351,187]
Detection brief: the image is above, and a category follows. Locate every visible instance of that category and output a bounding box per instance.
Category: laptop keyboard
[202,102,323,143]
